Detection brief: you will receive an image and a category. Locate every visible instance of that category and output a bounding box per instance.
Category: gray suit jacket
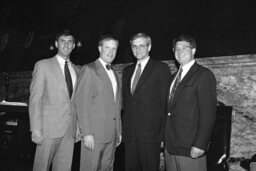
[75,59,122,143]
[29,56,79,138]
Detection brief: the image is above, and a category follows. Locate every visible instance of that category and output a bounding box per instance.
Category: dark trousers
[165,148,207,171]
[125,141,161,171]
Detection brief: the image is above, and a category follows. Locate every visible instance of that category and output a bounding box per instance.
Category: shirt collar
[180,59,195,75]
[56,54,70,65]
[137,56,150,70]
[99,58,110,70]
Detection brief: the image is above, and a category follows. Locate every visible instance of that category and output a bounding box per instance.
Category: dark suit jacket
[165,62,217,157]
[122,58,171,143]
[75,59,122,143]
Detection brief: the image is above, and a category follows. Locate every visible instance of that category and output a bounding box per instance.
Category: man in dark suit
[29,30,79,171]
[165,35,217,171]
[74,35,122,171]
[122,33,171,171]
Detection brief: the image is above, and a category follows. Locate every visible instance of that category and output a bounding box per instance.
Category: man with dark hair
[29,29,79,171]
[165,35,217,171]
[122,33,171,171]
[75,35,122,171]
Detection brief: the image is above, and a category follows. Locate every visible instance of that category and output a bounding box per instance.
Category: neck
[58,53,69,61]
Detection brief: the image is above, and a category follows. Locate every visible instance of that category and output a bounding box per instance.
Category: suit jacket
[29,56,79,138]
[165,62,217,157]
[122,59,171,143]
[74,59,122,143]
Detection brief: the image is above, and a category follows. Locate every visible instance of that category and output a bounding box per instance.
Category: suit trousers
[33,133,75,171]
[80,140,116,171]
[165,148,207,171]
[125,142,161,171]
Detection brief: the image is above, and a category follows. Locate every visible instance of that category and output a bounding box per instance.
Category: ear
[55,41,58,48]
[148,44,152,51]
[98,46,102,53]
[72,43,75,49]
[192,48,196,55]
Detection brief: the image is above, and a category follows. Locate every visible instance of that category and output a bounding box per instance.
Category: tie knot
[106,64,112,70]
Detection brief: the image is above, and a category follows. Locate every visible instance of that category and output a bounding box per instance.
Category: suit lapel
[113,70,120,103]
[70,63,79,100]
[50,57,69,97]
[95,60,115,101]
[133,59,154,94]
[171,62,199,104]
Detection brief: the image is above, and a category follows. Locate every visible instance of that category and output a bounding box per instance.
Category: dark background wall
[0,0,256,71]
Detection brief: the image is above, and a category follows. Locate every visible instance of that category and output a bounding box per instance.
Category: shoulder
[150,59,170,73]
[34,57,54,68]
[123,63,135,73]
[196,63,216,80]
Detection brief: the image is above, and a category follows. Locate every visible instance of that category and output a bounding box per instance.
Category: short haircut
[55,29,75,43]
[172,34,196,49]
[130,33,152,46]
[98,34,119,47]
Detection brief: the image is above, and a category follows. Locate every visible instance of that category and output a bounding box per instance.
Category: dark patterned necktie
[65,61,73,99]
[169,68,183,102]
[131,63,141,94]
[106,64,113,70]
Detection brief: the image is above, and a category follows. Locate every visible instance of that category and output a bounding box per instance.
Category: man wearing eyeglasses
[165,35,217,171]
[122,33,171,171]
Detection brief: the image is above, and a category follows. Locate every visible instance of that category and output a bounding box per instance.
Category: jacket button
[113,118,116,120]
[168,113,171,116]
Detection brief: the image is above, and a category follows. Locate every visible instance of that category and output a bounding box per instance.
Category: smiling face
[55,35,75,59]
[131,37,151,61]
[98,39,118,64]
[173,41,196,67]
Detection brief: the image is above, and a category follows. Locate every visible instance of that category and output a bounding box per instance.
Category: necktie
[106,64,113,70]
[65,61,73,99]
[131,63,141,94]
[169,68,183,102]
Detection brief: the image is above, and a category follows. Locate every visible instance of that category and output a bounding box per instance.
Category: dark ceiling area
[0,0,256,72]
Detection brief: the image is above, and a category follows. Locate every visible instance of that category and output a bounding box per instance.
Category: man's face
[55,35,75,58]
[174,41,196,67]
[131,37,151,61]
[98,40,118,64]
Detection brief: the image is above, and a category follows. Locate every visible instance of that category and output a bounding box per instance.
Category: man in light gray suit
[75,35,122,171]
[29,30,79,171]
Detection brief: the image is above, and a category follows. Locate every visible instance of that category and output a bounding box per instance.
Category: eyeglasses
[174,46,191,52]
[131,44,148,50]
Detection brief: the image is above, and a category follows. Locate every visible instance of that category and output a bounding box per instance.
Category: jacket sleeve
[193,70,217,150]
[74,66,93,136]
[29,61,45,132]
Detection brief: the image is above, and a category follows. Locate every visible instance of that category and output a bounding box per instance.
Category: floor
[0,141,125,171]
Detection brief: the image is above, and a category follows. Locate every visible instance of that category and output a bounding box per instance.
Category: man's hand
[116,134,122,147]
[31,130,43,145]
[190,146,205,159]
[83,135,95,150]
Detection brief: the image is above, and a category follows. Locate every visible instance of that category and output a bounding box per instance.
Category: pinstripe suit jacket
[29,56,79,138]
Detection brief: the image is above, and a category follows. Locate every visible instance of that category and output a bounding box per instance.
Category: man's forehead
[132,37,147,45]
[58,35,74,41]
[102,40,117,47]
[175,41,190,47]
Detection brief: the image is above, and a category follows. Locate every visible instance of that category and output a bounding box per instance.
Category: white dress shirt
[169,59,195,93]
[130,56,150,90]
[56,55,77,89]
[99,58,117,101]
